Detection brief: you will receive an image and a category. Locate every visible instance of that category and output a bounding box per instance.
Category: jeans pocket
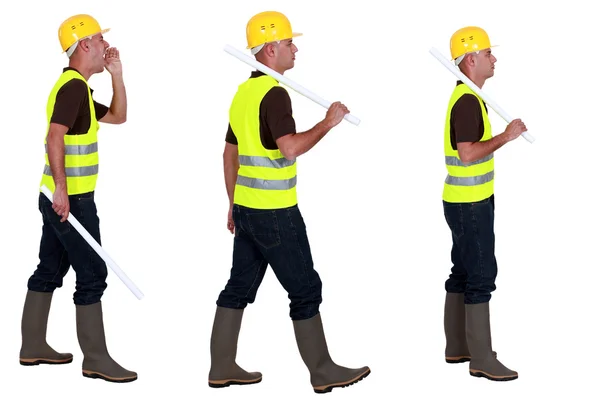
[246,210,281,250]
[39,195,71,235]
[443,203,465,239]
[45,208,71,235]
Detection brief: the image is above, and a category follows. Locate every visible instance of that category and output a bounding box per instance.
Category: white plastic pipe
[224,44,360,126]
[40,185,144,300]
[429,47,535,143]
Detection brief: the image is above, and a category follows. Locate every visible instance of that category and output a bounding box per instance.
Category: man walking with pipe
[442,26,526,382]
[19,14,136,383]
[208,10,370,394]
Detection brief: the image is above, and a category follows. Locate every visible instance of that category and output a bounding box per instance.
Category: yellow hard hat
[246,11,302,50]
[450,26,496,60]
[58,14,110,53]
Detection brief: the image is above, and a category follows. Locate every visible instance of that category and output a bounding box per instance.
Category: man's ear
[78,39,90,53]
[265,42,277,57]
[464,53,476,67]
[263,43,272,57]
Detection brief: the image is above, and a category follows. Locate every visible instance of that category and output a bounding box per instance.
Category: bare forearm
[109,74,127,121]
[285,120,332,159]
[224,160,239,205]
[47,134,66,188]
[460,133,509,163]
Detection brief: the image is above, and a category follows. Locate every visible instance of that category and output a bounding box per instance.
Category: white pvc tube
[224,44,360,126]
[40,185,144,300]
[429,47,535,143]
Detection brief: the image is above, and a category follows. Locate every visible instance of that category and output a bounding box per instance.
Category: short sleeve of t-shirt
[93,100,109,121]
[50,79,88,129]
[261,86,296,142]
[50,79,109,129]
[225,124,237,145]
[450,94,484,147]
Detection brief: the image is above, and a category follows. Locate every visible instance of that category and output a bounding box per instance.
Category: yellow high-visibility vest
[230,75,297,209]
[40,69,100,195]
[443,83,494,203]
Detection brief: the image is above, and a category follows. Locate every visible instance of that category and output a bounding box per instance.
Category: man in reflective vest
[19,14,136,383]
[442,26,527,381]
[208,11,370,394]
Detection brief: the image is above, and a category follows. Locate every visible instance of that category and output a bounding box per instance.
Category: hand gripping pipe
[429,47,535,143]
[40,185,144,300]
[224,44,360,126]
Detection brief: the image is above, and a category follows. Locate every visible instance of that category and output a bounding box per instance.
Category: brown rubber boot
[76,302,137,383]
[20,290,73,366]
[208,306,262,388]
[293,313,370,394]
[445,293,496,363]
[444,292,471,363]
[466,302,517,381]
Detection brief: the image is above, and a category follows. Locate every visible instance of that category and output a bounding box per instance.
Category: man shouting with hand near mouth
[19,14,137,383]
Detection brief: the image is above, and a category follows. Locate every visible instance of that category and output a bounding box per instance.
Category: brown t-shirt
[225,71,296,150]
[449,81,488,150]
[50,67,109,135]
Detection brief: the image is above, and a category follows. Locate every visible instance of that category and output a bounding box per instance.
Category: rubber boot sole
[313,368,371,394]
[445,356,470,364]
[20,356,73,366]
[469,369,518,382]
[208,376,262,388]
[83,369,138,383]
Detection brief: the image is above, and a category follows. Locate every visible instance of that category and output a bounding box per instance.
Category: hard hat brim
[61,28,111,53]
[246,32,303,49]
[451,44,498,61]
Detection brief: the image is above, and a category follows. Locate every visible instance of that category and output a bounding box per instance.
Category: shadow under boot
[444,293,496,363]
[208,306,262,388]
[293,313,370,394]
[76,302,137,383]
[465,302,517,381]
[20,290,73,366]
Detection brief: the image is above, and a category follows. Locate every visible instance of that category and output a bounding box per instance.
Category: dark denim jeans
[443,194,497,304]
[27,192,108,306]
[216,204,323,321]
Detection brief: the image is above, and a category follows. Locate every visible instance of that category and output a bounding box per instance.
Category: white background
[0,0,597,399]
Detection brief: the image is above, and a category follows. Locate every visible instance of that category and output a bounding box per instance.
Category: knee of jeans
[73,292,104,306]
[222,273,262,303]
[217,283,256,305]
[96,281,108,293]
[98,267,109,282]
[75,278,106,299]
[289,288,322,313]
[245,289,260,304]
[464,294,491,305]
[290,304,320,320]
[445,280,466,293]
[28,274,63,291]
[216,293,249,309]
[464,283,494,304]
[304,272,323,294]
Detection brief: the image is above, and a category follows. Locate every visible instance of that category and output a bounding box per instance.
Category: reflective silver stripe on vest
[43,165,99,177]
[445,153,493,167]
[45,142,98,156]
[238,155,295,169]
[236,175,296,190]
[445,171,494,186]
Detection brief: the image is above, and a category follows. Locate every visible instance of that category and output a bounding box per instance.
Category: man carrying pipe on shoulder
[19,14,136,383]
[441,26,527,382]
[208,10,370,394]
